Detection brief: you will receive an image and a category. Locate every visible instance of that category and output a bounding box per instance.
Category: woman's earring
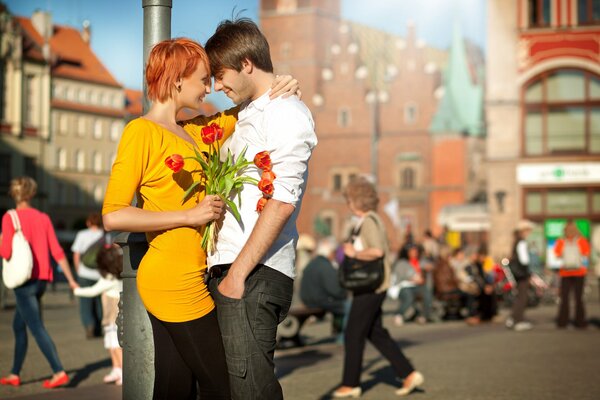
[176,85,182,93]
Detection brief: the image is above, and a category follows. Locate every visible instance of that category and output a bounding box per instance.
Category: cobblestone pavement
[1,281,599,400]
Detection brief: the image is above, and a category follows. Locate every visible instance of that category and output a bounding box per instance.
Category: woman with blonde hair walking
[0,177,78,389]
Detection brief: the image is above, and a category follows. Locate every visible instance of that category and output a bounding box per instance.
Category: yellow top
[103,109,237,322]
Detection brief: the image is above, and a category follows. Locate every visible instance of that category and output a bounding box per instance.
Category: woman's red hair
[146,38,210,102]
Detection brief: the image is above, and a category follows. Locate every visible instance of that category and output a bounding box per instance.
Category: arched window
[94,119,103,139]
[110,121,123,141]
[75,149,85,172]
[93,151,102,173]
[57,148,67,171]
[401,167,415,189]
[523,69,600,156]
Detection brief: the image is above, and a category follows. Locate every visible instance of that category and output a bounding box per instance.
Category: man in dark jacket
[300,237,348,335]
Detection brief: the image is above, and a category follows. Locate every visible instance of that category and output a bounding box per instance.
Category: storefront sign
[516,163,600,185]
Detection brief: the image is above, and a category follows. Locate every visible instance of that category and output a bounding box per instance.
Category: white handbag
[2,210,34,289]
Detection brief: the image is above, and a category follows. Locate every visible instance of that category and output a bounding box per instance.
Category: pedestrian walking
[71,212,104,338]
[506,220,535,331]
[333,176,424,398]
[0,177,78,389]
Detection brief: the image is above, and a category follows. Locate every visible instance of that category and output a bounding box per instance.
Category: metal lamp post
[116,2,171,399]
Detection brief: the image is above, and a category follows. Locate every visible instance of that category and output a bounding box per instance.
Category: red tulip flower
[200,123,224,145]
[261,170,276,182]
[253,151,272,171]
[258,179,274,197]
[165,154,184,173]
[256,197,268,212]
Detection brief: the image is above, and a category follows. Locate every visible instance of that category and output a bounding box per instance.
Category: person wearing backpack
[71,212,104,338]
[0,177,78,389]
[553,221,590,328]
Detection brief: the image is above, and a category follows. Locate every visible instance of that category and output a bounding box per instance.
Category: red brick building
[260,0,485,249]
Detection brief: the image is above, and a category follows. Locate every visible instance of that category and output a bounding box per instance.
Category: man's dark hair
[204,18,273,77]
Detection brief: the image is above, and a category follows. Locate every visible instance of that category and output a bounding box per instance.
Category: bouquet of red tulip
[165,123,275,254]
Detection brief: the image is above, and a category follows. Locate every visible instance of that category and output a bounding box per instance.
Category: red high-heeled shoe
[42,373,69,389]
[0,375,21,386]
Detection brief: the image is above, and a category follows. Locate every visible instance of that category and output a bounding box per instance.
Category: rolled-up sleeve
[265,102,317,207]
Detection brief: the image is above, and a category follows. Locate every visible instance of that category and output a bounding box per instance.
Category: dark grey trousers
[209,264,293,400]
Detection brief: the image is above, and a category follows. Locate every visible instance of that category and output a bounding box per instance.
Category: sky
[5,0,486,110]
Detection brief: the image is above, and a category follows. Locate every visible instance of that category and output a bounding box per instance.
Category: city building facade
[261,0,485,249]
[486,0,600,261]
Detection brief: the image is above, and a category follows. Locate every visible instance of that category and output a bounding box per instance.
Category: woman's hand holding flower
[186,195,224,227]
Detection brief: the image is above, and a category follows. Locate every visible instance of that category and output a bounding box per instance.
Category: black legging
[148,310,231,400]
[342,292,415,387]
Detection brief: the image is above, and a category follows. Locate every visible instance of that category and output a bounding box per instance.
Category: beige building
[0,8,125,229]
[486,0,600,261]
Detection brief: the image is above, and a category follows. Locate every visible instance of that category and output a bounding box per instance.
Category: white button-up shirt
[208,91,317,278]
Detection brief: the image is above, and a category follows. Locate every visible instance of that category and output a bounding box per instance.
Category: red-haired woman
[102,38,298,399]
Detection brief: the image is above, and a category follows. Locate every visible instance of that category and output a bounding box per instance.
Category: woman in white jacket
[74,243,123,385]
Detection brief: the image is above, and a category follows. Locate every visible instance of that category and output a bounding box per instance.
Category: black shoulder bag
[339,215,385,295]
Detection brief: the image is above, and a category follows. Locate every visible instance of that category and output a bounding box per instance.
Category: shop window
[523,69,600,155]
[547,191,588,215]
[593,192,600,213]
[525,192,543,214]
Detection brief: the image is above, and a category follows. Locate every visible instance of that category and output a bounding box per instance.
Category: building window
[77,116,87,136]
[525,192,543,215]
[338,108,351,127]
[94,119,103,139]
[404,103,418,124]
[529,0,551,27]
[67,86,76,101]
[59,114,68,135]
[547,191,588,215]
[75,150,85,172]
[524,188,599,218]
[401,167,416,189]
[110,121,122,141]
[57,148,67,171]
[578,0,600,25]
[53,83,63,99]
[332,173,343,192]
[93,152,102,173]
[0,153,11,189]
[523,69,600,156]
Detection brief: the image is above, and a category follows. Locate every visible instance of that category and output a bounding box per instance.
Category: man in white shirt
[204,18,317,400]
[71,213,104,338]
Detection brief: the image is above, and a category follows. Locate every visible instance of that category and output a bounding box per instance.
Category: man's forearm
[229,199,295,280]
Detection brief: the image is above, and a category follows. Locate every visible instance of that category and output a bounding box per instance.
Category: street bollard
[115,232,151,400]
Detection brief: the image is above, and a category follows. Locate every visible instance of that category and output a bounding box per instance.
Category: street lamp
[365,89,388,183]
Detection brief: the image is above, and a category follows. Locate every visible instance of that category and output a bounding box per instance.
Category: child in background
[74,243,123,385]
